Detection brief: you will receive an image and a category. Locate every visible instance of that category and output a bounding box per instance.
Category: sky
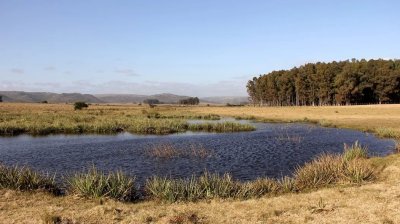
[0,0,399,97]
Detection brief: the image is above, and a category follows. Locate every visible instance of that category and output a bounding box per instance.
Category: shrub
[0,164,59,194]
[73,102,89,110]
[68,167,137,201]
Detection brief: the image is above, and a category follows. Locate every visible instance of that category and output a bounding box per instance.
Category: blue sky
[0,0,399,96]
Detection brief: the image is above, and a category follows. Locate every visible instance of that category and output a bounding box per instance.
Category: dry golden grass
[0,154,399,223]
[189,104,400,138]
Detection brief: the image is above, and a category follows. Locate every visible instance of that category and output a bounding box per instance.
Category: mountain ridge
[0,91,248,104]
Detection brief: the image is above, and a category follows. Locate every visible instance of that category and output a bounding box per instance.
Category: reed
[295,142,375,190]
[68,167,137,202]
[146,143,213,159]
[375,128,400,139]
[0,164,59,194]
[343,141,368,161]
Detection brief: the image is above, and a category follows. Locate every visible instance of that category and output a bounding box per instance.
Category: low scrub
[0,164,59,194]
[68,167,137,202]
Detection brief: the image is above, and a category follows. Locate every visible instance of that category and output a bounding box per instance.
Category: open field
[189,104,400,139]
[1,103,400,223]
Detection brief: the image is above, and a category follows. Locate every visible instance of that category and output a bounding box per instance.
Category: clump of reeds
[294,154,343,189]
[146,143,213,159]
[343,141,368,161]
[295,141,375,189]
[0,164,59,194]
[188,122,255,133]
[375,128,400,139]
[68,166,137,202]
[145,172,240,202]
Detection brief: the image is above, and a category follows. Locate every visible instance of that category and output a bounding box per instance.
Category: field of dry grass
[0,154,399,224]
[189,104,400,138]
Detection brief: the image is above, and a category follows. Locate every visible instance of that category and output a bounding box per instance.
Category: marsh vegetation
[0,103,254,136]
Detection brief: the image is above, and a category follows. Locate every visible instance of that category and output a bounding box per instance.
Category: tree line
[247,59,400,106]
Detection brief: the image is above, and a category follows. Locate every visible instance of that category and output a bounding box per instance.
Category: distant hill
[0,91,249,105]
[200,96,249,105]
[95,93,191,104]
[0,91,103,103]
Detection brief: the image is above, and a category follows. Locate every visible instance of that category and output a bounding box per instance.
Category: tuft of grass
[343,141,368,161]
[294,154,343,189]
[295,142,376,190]
[0,164,59,194]
[68,166,137,202]
[342,159,376,183]
[145,172,240,202]
[278,176,297,193]
[238,178,281,198]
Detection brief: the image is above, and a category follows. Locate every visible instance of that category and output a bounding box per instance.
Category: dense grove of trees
[247,59,400,106]
[179,97,200,105]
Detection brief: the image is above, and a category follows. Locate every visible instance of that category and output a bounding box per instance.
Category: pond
[0,121,395,184]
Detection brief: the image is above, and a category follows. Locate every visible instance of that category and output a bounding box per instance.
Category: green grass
[68,167,137,202]
[0,164,59,194]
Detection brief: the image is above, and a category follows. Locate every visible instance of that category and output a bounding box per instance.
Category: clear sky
[1,0,399,96]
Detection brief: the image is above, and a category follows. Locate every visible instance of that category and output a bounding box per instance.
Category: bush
[74,102,89,110]
[68,167,137,201]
